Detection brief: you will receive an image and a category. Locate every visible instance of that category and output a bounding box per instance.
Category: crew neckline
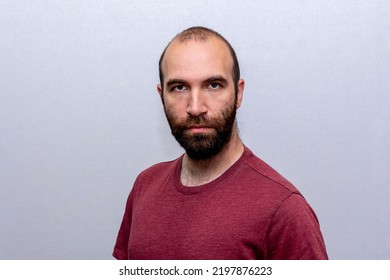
[174,146,252,195]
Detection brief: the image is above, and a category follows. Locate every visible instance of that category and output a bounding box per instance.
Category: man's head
[157,26,244,160]
[159,26,241,94]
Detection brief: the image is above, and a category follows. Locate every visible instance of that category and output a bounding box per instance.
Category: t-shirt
[113,147,328,259]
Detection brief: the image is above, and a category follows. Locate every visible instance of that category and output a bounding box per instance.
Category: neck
[180,128,244,187]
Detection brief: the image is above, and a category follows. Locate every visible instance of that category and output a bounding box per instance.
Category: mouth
[186,125,212,133]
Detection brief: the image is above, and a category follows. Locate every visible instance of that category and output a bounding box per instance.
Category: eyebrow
[166,75,229,88]
[166,79,187,88]
[204,75,228,86]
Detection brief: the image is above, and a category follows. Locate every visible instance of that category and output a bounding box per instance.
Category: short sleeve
[112,190,134,260]
[263,193,328,260]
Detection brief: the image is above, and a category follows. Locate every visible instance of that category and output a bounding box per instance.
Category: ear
[236,79,245,109]
[157,84,163,96]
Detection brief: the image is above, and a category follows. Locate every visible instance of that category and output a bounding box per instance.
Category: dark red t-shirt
[113,147,328,259]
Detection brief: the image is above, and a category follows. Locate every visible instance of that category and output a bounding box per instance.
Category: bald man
[113,26,328,260]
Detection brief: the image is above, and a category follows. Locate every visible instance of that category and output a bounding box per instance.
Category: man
[113,26,328,260]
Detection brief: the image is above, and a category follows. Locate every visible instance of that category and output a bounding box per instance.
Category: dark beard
[164,102,237,160]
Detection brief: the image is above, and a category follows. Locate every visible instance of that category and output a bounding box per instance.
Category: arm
[263,193,328,260]
[112,190,134,260]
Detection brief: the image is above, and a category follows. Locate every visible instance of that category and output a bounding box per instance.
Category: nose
[186,89,207,117]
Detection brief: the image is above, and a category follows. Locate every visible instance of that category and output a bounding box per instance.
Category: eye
[208,82,221,90]
[171,84,187,92]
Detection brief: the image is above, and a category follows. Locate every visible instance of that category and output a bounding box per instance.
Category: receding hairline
[174,26,223,43]
[159,26,240,90]
[161,27,231,66]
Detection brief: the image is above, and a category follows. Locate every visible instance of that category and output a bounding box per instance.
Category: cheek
[164,99,187,115]
[164,104,184,124]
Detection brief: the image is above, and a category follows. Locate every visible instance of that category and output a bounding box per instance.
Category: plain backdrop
[1,0,389,259]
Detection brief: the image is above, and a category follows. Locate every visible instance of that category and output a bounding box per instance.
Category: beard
[163,99,237,160]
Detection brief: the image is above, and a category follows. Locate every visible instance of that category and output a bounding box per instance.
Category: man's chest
[127,189,269,259]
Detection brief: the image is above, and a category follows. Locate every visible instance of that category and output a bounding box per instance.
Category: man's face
[158,37,243,160]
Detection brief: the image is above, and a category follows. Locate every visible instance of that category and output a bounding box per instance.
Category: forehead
[161,37,233,83]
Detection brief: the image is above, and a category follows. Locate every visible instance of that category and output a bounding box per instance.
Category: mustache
[178,115,216,128]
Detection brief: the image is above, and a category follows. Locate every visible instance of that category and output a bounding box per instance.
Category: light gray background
[1,0,389,259]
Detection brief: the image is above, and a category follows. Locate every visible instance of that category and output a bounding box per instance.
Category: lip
[187,126,211,133]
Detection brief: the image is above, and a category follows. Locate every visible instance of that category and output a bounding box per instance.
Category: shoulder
[131,155,182,193]
[239,146,300,195]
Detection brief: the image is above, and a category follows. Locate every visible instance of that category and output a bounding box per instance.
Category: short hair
[158,26,240,92]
